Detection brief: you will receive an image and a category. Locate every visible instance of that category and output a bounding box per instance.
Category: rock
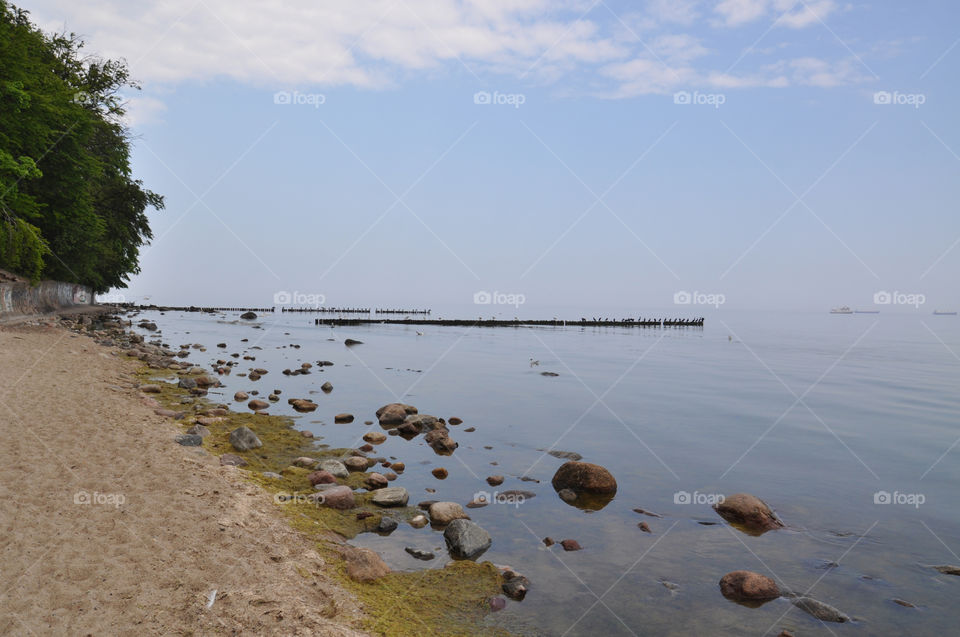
[343,456,370,471]
[463,427,476,432]
[558,488,577,503]
[405,547,435,561]
[638,521,652,533]
[432,467,448,479]
[343,547,389,582]
[396,422,420,436]
[308,470,337,486]
[543,537,555,547]
[154,409,181,418]
[448,417,463,425]
[377,403,410,425]
[318,459,348,478]
[404,414,439,430]
[371,487,409,507]
[292,456,316,467]
[220,453,248,467]
[466,499,488,509]
[262,472,282,479]
[541,371,559,377]
[186,424,210,437]
[363,432,386,444]
[358,444,374,453]
[228,426,262,451]
[140,384,162,393]
[502,571,531,601]
[444,519,492,559]
[291,399,317,412]
[713,493,784,533]
[176,434,203,446]
[892,598,916,608]
[489,596,507,612]
[392,462,405,473]
[791,597,849,622]
[320,382,333,393]
[178,377,197,390]
[247,399,269,411]
[234,391,248,401]
[312,485,355,509]
[240,311,257,319]
[194,374,218,387]
[933,565,960,575]
[344,338,363,346]
[409,514,428,528]
[426,429,458,454]
[217,342,227,348]
[300,430,314,438]
[551,461,617,494]
[365,473,389,489]
[268,394,279,402]
[719,571,780,602]
[560,539,582,551]
[547,450,583,461]
[376,517,398,533]
[385,472,397,481]
[428,501,470,526]
[334,413,354,423]
[486,475,504,486]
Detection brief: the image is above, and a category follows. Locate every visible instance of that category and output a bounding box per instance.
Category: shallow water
[132,309,960,635]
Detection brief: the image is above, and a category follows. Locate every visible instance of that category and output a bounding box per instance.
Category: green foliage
[0,1,162,291]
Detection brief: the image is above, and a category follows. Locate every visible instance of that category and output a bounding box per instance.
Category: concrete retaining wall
[0,275,92,317]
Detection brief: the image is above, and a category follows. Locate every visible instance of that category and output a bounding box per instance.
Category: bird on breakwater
[529,358,540,367]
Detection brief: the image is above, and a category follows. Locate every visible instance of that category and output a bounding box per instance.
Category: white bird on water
[416,331,424,336]
[529,358,540,367]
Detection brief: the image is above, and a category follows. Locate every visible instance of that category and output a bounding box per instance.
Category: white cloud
[713,0,837,28]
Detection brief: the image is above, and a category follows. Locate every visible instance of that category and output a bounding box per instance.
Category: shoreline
[0,311,508,636]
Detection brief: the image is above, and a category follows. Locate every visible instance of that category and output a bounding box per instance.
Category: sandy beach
[0,319,368,635]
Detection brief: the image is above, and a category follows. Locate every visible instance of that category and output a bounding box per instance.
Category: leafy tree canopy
[0,1,162,290]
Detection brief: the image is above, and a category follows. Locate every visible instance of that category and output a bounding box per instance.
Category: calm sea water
[132,308,960,635]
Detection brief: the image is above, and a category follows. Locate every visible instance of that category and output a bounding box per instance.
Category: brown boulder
[713,493,783,533]
[247,399,269,411]
[719,570,780,601]
[290,399,317,413]
[308,470,336,486]
[342,547,390,582]
[334,413,354,423]
[551,461,617,494]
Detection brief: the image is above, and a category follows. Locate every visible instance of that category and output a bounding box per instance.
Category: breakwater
[313,317,705,327]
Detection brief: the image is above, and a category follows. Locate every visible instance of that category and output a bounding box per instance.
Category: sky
[19,0,960,314]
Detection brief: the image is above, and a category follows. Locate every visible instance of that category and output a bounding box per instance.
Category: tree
[0,1,162,290]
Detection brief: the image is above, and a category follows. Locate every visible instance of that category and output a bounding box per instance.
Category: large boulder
[719,571,780,602]
[311,485,355,509]
[229,426,262,451]
[428,501,469,526]
[377,402,417,425]
[551,461,617,494]
[444,519,492,559]
[371,487,409,507]
[713,493,783,534]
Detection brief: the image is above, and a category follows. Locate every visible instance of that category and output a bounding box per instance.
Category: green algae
[135,360,511,636]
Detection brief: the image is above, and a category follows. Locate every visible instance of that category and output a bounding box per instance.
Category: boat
[933,310,958,316]
[855,309,880,314]
[830,306,853,314]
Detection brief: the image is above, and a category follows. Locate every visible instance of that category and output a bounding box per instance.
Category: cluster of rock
[376,403,459,454]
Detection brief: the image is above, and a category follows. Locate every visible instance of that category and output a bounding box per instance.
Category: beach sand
[0,320,368,635]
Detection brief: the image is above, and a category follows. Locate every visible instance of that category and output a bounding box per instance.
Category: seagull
[529,358,540,367]
[416,331,424,336]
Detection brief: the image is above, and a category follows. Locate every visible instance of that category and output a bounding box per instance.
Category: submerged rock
[228,426,262,451]
[933,565,960,575]
[486,475,504,486]
[405,547,435,561]
[502,571,531,601]
[719,571,780,602]
[551,461,617,494]
[444,519,492,559]
[377,402,415,425]
[713,493,784,534]
[334,413,354,423]
[791,597,850,622]
[560,539,582,552]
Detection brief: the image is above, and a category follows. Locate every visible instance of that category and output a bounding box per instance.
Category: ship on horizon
[830,306,853,314]
[933,310,958,316]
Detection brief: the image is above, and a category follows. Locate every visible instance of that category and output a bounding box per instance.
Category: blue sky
[22,0,960,312]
